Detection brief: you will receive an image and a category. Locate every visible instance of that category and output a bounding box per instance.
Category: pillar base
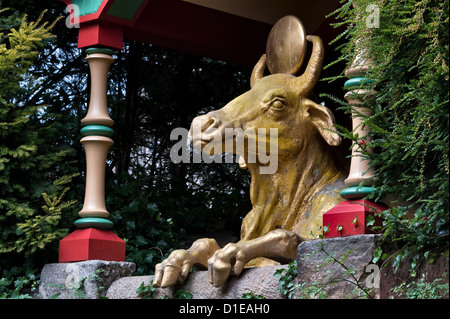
[59,228,126,263]
[39,260,136,299]
[322,199,388,238]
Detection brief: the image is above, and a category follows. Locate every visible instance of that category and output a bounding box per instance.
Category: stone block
[39,260,136,299]
[101,235,448,299]
[107,265,286,299]
[296,234,381,298]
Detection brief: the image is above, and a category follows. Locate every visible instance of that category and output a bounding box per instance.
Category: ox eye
[270,98,286,111]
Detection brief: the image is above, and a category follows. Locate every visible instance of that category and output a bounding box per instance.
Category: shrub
[325,0,449,270]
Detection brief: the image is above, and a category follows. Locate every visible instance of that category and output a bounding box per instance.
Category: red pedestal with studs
[78,22,123,50]
[322,199,388,238]
[59,228,126,262]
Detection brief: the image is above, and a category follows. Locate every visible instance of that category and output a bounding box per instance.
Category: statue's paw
[153,249,194,288]
[207,243,246,287]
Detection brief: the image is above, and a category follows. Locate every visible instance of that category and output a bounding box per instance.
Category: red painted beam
[121,0,271,66]
[58,1,340,66]
[59,0,270,65]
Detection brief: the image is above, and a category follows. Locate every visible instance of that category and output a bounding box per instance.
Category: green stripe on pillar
[344,77,375,89]
[340,186,378,199]
[81,125,114,137]
[85,47,115,56]
[75,217,114,230]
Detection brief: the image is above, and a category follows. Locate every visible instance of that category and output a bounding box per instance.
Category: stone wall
[39,260,136,299]
[39,235,448,299]
[296,234,381,299]
[107,265,286,299]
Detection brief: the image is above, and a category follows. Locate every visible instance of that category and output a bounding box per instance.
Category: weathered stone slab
[107,265,286,299]
[296,234,381,299]
[39,260,136,299]
[42,235,447,299]
[107,236,383,299]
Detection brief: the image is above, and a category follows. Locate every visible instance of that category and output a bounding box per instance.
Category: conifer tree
[0,8,75,265]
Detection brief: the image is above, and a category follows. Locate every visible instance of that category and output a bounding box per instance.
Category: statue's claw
[153,249,194,288]
[207,230,304,287]
[153,238,220,288]
[207,243,247,287]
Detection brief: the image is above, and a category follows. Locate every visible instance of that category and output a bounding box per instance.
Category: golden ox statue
[154,27,345,287]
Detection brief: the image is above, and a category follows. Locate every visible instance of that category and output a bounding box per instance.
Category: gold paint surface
[154,16,345,287]
[266,15,307,75]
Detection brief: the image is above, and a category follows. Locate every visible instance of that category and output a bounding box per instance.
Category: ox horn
[293,35,324,95]
[250,54,267,88]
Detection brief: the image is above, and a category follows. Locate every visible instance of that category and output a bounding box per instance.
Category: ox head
[189,36,341,170]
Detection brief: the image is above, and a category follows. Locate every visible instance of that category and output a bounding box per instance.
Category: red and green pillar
[61,0,148,49]
[322,50,388,238]
[59,48,125,262]
[58,0,148,262]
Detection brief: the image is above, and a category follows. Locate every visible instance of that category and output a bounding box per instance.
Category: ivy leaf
[372,247,383,263]
[366,214,376,227]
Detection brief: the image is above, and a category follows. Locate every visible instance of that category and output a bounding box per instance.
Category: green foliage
[325,0,449,269]
[241,292,265,299]
[0,174,77,298]
[275,243,378,299]
[107,173,181,275]
[0,269,39,299]
[274,261,299,299]
[136,280,157,299]
[372,246,388,264]
[0,9,56,198]
[0,9,58,96]
[48,269,105,299]
[274,261,329,299]
[0,6,78,297]
[13,174,78,256]
[172,289,193,299]
[391,272,449,299]
[136,279,193,299]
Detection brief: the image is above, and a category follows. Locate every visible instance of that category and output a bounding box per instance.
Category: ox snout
[188,112,233,153]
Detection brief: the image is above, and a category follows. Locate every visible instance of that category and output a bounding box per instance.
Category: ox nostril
[203,126,220,140]
[190,112,229,143]
[202,115,223,134]
[202,118,216,130]
[189,115,216,142]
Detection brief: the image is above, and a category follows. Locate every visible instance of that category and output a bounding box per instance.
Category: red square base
[322,199,388,238]
[78,22,123,50]
[59,228,126,262]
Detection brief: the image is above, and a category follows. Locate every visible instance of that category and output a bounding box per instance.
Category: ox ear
[303,98,341,146]
[250,54,267,88]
